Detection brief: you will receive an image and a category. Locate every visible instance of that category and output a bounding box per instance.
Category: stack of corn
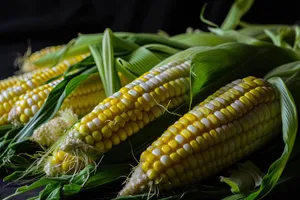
[0,53,90,125]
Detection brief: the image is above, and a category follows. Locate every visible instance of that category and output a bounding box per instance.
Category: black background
[0,0,300,199]
[1,0,299,79]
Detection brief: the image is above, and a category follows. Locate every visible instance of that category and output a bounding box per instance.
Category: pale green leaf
[221,0,255,30]
[265,61,300,80]
[220,161,264,194]
[171,32,235,47]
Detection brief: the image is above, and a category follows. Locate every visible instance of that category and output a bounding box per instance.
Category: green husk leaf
[245,77,298,199]
[238,25,295,43]
[38,182,61,200]
[221,0,254,30]
[264,29,293,48]
[293,26,300,51]
[32,39,76,68]
[44,55,95,84]
[62,183,81,196]
[115,47,162,80]
[220,161,264,194]
[3,178,57,200]
[33,35,102,68]
[82,164,131,190]
[0,126,23,150]
[3,164,130,199]
[190,42,300,100]
[264,61,300,80]
[208,28,260,44]
[32,32,188,68]
[121,33,190,50]
[102,28,121,96]
[143,44,180,60]
[171,32,236,47]
[199,3,219,28]
[90,28,140,96]
[0,124,14,135]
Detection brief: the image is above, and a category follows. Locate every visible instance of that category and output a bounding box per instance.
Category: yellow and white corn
[0,71,42,93]
[119,76,281,196]
[8,74,105,125]
[44,59,192,176]
[0,53,89,125]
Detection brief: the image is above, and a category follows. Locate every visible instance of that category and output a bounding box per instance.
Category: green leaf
[62,184,82,196]
[38,182,61,200]
[2,178,57,200]
[121,33,190,50]
[221,0,254,30]
[101,28,121,96]
[0,126,23,150]
[293,26,300,51]
[190,42,300,103]
[90,28,140,97]
[264,29,293,49]
[171,32,236,47]
[220,161,264,194]
[245,77,298,199]
[45,186,61,200]
[264,60,300,80]
[190,43,257,97]
[208,28,260,45]
[238,25,295,43]
[0,124,14,136]
[32,31,189,69]
[33,34,103,68]
[199,3,219,28]
[143,44,180,59]
[115,47,162,78]
[83,164,131,190]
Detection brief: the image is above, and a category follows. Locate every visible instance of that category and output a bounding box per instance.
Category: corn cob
[8,73,105,125]
[44,60,192,176]
[0,53,89,125]
[119,76,281,196]
[21,45,64,72]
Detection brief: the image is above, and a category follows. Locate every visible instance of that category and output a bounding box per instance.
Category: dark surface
[1,0,300,199]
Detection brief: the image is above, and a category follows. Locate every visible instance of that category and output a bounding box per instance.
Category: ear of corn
[0,53,89,125]
[21,45,65,72]
[119,76,281,196]
[0,71,40,93]
[8,73,105,125]
[43,59,192,176]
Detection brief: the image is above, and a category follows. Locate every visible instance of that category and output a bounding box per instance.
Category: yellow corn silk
[0,53,90,125]
[119,76,281,196]
[21,45,65,72]
[44,60,192,176]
